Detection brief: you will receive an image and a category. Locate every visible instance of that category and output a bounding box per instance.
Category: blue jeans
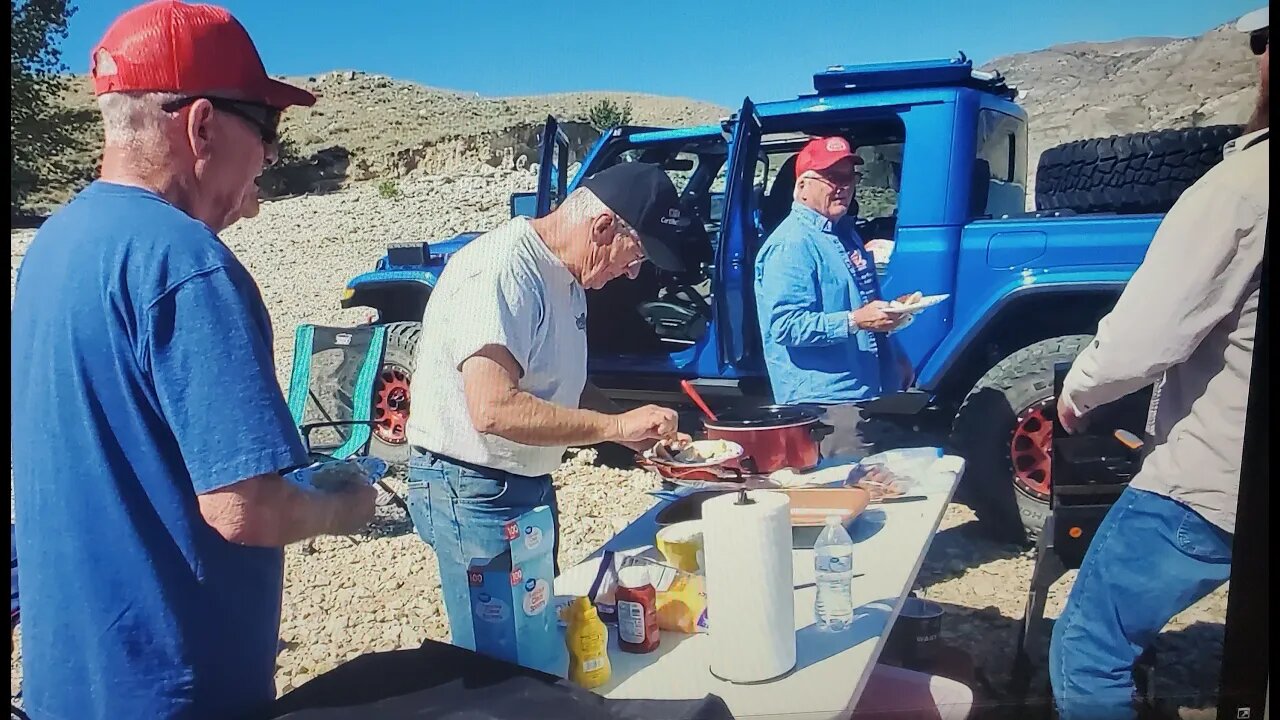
[405,449,560,652]
[1049,486,1232,719]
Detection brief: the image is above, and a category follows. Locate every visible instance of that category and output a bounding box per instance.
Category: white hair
[97,91,185,148]
[555,186,641,239]
[794,171,818,201]
[556,186,611,224]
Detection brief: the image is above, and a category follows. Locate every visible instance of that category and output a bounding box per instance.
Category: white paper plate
[644,439,744,469]
[885,293,950,315]
[888,312,915,335]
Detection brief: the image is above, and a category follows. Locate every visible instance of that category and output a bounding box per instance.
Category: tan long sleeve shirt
[1062,128,1269,535]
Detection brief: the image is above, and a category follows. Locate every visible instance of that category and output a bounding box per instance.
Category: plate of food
[645,439,744,469]
[849,463,915,502]
[885,292,950,315]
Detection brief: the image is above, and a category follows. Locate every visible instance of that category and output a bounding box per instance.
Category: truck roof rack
[813,53,1017,100]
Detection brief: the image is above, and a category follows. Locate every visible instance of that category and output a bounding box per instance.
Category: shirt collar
[1223,128,1270,158]
[789,201,851,234]
[518,217,579,289]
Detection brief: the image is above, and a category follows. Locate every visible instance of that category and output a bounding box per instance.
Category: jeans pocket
[449,468,510,504]
[405,481,434,547]
[1174,509,1232,563]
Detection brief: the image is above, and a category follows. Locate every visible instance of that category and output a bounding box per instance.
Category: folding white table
[554,456,966,720]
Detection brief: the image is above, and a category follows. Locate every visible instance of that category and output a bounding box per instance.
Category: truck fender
[342,270,437,324]
[917,274,1131,392]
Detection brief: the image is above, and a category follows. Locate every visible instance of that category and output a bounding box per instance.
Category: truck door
[535,115,571,217]
[716,98,764,371]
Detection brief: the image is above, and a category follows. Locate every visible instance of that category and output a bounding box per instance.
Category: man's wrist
[593,411,624,444]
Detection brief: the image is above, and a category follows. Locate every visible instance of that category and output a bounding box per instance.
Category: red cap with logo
[90,0,315,110]
[795,136,864,178]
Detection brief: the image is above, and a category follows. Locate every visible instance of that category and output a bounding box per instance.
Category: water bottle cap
[826,514,841,525]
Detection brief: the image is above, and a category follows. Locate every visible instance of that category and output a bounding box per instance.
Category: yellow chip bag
[655,569,708,634]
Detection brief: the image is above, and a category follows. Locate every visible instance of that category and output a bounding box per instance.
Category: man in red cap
[754,138,969,718]
[754,137,914,410]
[10,2,375,718]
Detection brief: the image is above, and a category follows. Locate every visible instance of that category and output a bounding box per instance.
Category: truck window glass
[975,109,1029,216]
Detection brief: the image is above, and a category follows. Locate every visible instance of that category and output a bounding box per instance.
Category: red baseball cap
[795,136,864,178]
[90,0,315,110]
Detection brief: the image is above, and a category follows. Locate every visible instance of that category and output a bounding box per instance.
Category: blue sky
[60,0,1261,107]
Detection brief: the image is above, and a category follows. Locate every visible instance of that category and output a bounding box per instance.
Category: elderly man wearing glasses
[10,2,378,719]
[404,161,690,651]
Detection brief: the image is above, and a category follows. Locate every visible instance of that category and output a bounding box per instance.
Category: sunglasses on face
[161,96,282,145]
[1250,29,1268,56]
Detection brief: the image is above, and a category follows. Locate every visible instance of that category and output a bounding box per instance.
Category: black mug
[883,594,944,669]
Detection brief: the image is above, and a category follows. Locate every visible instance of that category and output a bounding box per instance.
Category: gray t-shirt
[406,217,588,476]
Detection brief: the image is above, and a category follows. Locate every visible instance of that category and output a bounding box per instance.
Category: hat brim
[638,228,687,273]
[1237,7,1268,33]
[809,153,865,171]
[261,78,317,109]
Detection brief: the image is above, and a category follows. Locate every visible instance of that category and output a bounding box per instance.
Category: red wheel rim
[373,365,411,445]
[1010,398,1054,499]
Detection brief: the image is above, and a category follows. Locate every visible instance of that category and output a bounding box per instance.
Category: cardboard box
[466,505,563,675]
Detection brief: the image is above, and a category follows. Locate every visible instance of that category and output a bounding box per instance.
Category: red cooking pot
[702,405,834,474]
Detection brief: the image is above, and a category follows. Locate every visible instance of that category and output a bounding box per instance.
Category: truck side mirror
[510,192,537,218]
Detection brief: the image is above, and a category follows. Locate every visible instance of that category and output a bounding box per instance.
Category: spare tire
[1034,125,1242,215]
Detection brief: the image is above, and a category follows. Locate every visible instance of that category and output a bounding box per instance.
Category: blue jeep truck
[340,56,1239,543]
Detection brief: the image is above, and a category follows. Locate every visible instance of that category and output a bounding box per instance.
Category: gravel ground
[9,176,1229,717]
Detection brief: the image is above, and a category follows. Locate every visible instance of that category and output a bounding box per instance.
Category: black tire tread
[1034,125,1242,215]
[951,335,1092,544]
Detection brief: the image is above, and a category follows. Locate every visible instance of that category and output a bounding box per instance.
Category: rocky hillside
[22,19,1259,212]
[982,22,1258,194]
[29,75,727,208]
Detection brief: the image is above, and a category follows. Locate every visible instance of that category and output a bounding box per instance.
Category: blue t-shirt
[754,202,903,404]
[11,181,309,720]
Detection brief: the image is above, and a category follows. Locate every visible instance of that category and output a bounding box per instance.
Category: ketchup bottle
[614,565,660,653]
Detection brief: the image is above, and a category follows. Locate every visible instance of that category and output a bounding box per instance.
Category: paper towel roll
[701,489,796,683]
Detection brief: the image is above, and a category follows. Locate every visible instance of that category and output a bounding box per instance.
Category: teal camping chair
[285,324,407,511]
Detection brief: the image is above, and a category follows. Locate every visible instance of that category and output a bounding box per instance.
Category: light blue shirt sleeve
[756,234,851,348]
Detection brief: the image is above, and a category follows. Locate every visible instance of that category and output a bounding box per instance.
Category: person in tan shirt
[1048,8,1269,719]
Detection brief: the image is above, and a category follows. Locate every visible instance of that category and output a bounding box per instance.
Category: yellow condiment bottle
[564,596,611,689]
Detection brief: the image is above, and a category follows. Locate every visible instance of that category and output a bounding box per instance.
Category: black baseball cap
[577,162,689,272]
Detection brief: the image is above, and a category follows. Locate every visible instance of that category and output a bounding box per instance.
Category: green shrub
[588,99,633,131]
[377,178,401,199]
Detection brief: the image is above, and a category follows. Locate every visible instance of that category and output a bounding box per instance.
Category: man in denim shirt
[755,137,914,455]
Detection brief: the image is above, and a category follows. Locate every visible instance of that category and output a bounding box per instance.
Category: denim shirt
[754,202,897,404]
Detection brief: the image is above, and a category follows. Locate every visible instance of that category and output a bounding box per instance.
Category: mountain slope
[981,23,1258,196]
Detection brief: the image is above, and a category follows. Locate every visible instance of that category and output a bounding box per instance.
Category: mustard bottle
[564,596,611,689]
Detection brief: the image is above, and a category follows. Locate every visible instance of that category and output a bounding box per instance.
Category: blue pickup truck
[340,56,1239,543]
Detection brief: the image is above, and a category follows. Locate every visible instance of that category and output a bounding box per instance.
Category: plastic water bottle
[813,515,855,631]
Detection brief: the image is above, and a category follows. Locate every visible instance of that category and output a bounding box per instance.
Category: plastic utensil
[680,380,719,422]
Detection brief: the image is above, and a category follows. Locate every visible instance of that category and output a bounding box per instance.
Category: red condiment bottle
[615,566,660,653]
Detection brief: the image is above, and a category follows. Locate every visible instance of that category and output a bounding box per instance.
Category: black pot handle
[810,422,835,442]
[739,456,759,475]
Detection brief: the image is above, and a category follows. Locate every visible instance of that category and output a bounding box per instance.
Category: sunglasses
[161,96,282,145]
[1250,29,1268,57]
[812,169,862,186]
